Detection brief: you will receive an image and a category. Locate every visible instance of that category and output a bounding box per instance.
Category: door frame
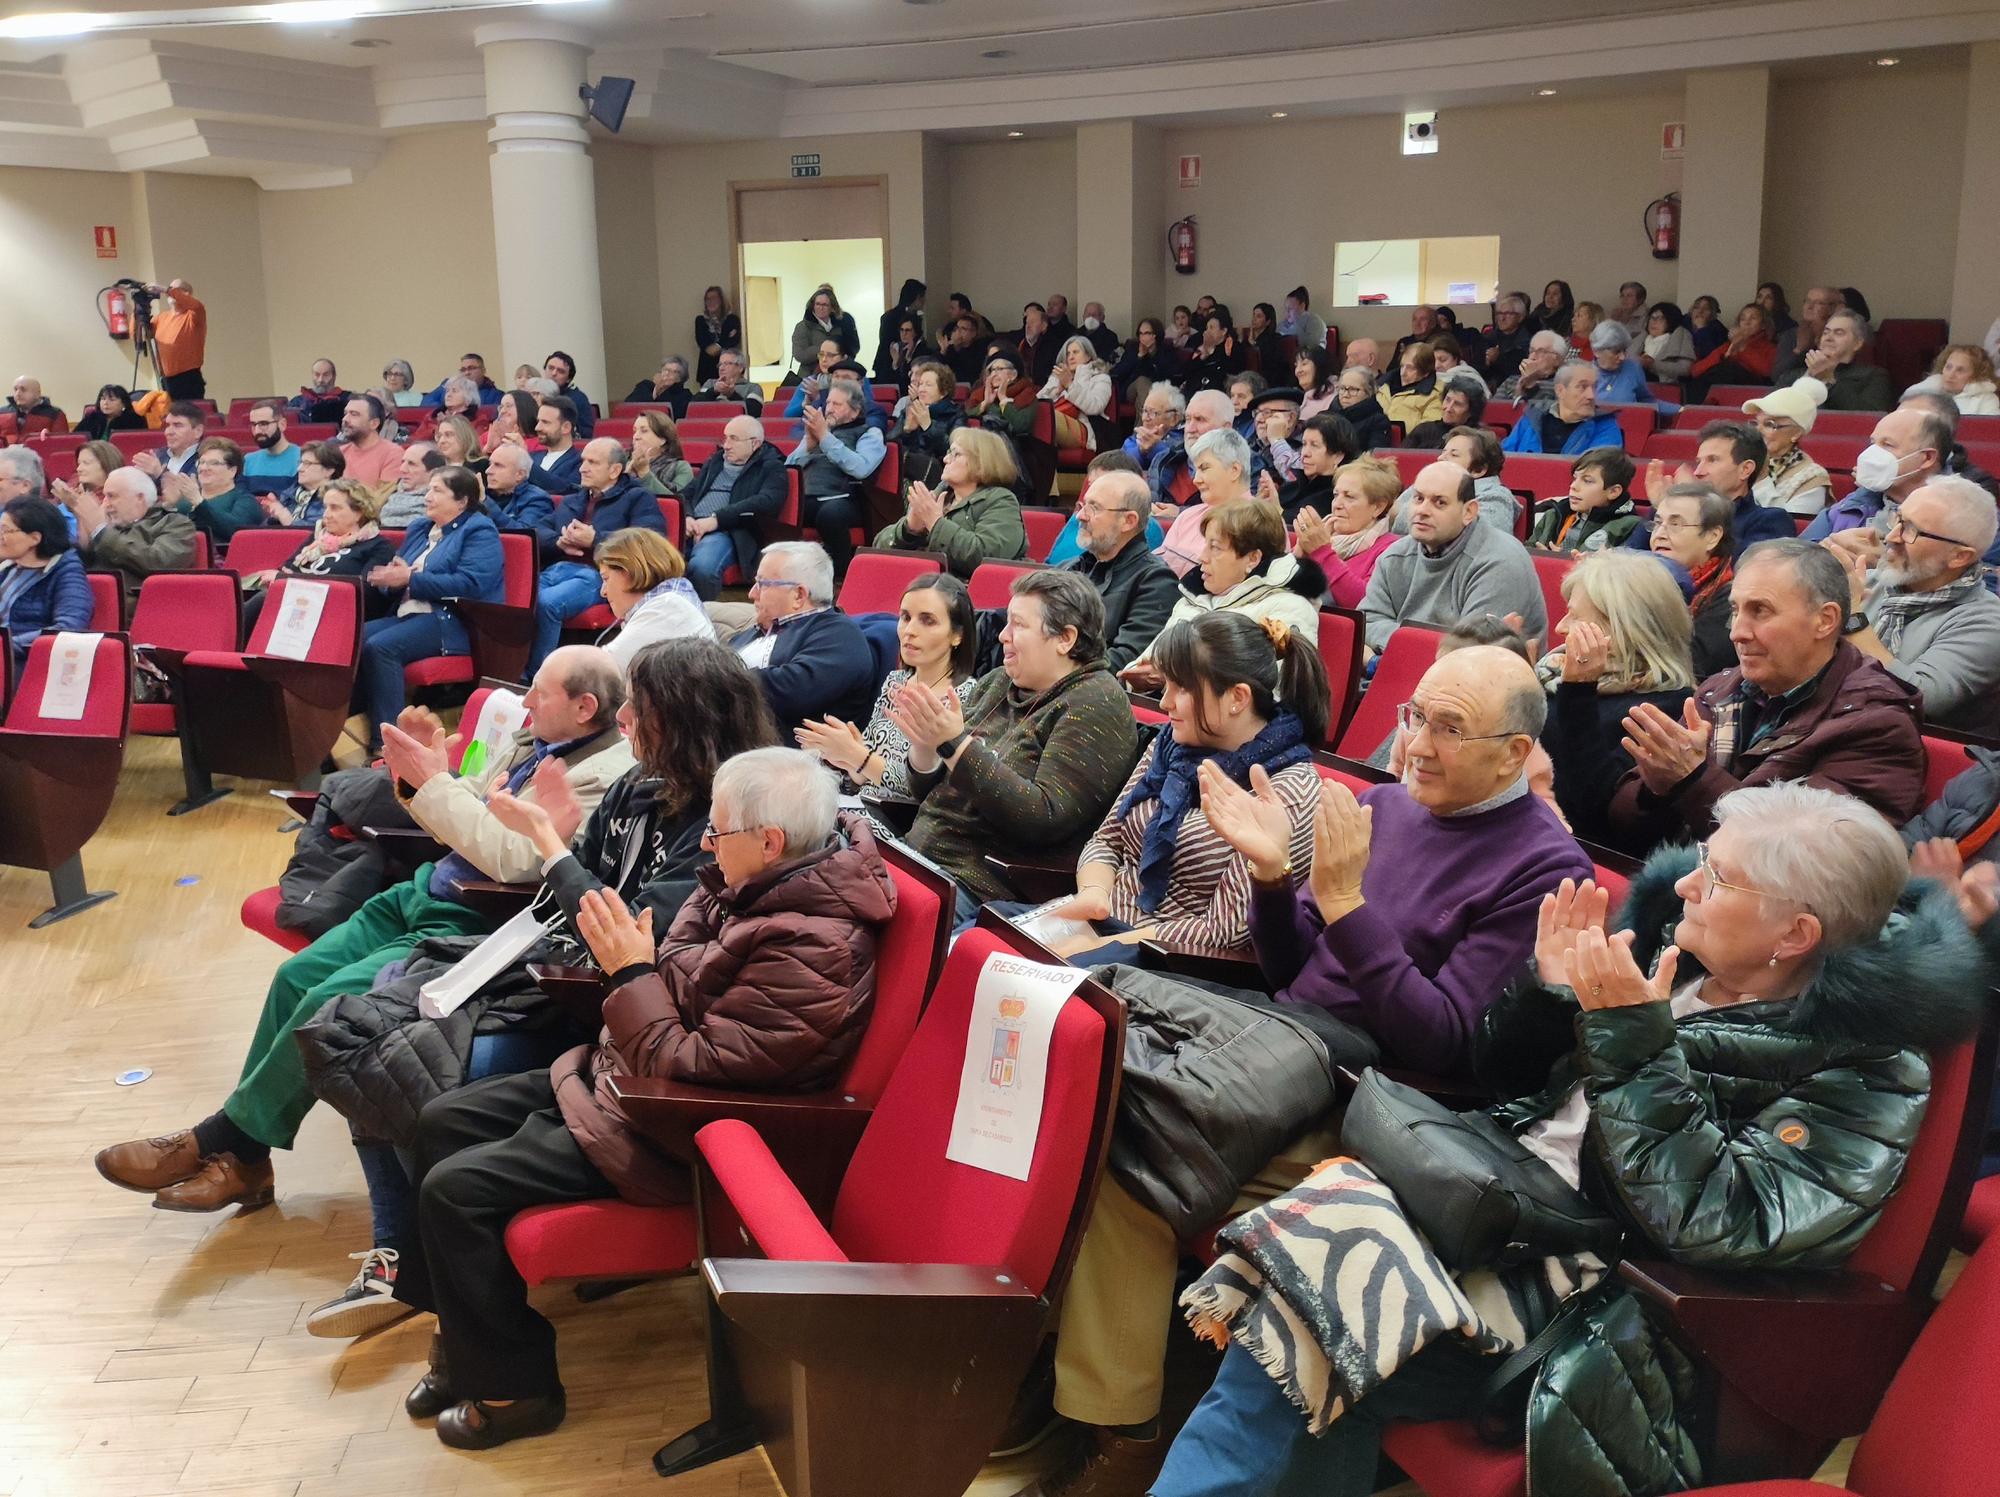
[729,175,893,363]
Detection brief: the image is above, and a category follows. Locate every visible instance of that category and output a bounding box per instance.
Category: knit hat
[1742,377,1828,433]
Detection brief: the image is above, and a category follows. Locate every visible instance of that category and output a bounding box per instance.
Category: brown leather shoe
[152,1153,275,1213]
[95,1130,204,1193]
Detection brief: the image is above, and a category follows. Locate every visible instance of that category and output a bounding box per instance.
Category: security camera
[1405,113,1437,144]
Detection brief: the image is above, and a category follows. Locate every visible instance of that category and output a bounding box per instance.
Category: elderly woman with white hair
[1590,319,1653,406]
[1151,780,1990,1497]
[1039,333,1113,450]
[1157,426,1256,579]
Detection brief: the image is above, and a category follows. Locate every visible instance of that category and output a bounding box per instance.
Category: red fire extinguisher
[1645,193,1680,261]
[1169,215,1198,275]
[106,286,131,340]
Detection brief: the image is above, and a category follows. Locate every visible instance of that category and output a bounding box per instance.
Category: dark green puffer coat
[1469,844,1992,1497]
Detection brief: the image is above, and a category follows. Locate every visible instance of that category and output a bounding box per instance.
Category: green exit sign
[790,153,821,178]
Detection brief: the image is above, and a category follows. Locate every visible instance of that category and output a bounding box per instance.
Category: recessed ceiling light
[0,11,105,38]
[980,48,1014,60]
[1875,56,1900,66]
[1005,130,1025,138]
[1537,88,1558,96]
[1269,110,1288,119]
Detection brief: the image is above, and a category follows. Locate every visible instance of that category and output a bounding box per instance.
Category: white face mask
[1852,443,1917,494]
[1083,316,1101,331]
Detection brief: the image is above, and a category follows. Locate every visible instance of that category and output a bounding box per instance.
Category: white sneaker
[305,1248,414,1339]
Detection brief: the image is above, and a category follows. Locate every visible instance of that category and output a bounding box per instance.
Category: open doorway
[734,180,888,389]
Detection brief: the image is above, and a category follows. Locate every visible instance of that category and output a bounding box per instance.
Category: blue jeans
[356,613,451,750]
[354,1029,575,1253]
[1150,1340,1490,1497]
[528,560,606,676]
[684,529,737,602]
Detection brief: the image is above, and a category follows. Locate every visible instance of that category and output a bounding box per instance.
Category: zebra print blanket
[1180,1156,1604,1435]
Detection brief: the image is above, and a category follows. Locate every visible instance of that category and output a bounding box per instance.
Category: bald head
[527,644,628,738]
[11,376,43,406]
[578,435,628,492]
[486,442,531,491]
[1344,338,1382,372]
[1402,646,1542,812]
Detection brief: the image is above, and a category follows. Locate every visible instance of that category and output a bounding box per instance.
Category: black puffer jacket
[275,768,418,937]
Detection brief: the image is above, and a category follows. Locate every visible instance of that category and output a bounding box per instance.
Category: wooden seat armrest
[526,961,608,1028]
[610,1076,873,1176]
[983,851,1075,905]
[448,877,538,917]
[1616,1257,1929,1439]
[269,787,321,819]
[360,825,447,860]
[1135,939,1269,991]
[457,599,534,640]
[703,1258,1046,1357]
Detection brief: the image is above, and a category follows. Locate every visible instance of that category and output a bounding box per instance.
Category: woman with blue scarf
[1049,612,1331,963]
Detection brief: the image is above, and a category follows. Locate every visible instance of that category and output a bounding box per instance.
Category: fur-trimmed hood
[1617,843,1991,1053]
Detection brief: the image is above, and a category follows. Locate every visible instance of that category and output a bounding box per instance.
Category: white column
[476,23,608,407]
[1949,43,2000,345]
[1678,68,1769,309]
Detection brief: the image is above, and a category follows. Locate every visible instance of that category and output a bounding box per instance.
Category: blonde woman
[1038,334,1112,450]
[1904,343,1999,416]
[1538,547,1697,850]
[592,526,713,671]
[240,479,395,631]
[871,425,1027,576]
[430,414,485,478]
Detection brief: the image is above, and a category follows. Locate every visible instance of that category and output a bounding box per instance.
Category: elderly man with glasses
[732,541,873,733]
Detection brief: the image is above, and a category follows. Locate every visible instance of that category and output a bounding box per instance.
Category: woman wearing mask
[692,286,741,385]
[628,411,692,498]
[1289,454,1400,608]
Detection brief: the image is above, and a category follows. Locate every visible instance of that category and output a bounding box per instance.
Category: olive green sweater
[872,484,1028,578]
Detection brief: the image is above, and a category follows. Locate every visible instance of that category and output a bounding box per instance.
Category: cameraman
[149,278,208,401]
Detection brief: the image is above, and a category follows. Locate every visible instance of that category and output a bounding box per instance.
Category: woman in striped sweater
[1053,612,1333,962]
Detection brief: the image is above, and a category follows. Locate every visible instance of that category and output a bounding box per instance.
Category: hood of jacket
[696,811,897,929]
[1617,842,1989,1052]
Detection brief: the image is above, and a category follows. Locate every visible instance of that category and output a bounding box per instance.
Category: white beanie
[1742,377,1828,432]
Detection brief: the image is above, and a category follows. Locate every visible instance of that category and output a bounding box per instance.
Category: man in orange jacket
[150,278,208,401]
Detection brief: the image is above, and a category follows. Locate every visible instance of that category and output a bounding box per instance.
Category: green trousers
[222,869,491,1149]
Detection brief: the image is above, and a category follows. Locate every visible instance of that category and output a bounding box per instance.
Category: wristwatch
[1843,613,1870,636]
[938,731,970,760]
[1251,857,1295,888]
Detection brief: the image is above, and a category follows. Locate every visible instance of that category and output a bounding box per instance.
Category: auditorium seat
[1922,733,1974,808]
[127,571,241,737]
[220,528,310,582]
[239,884,311,955]
[1022,504,1068,562]
[1498,454,1575,503]
[1317,606,1364,744]
[1531,550,1574,639]
[84,571,121,631]
[403,531,538,693]
[1332,624,1441,760]
[835,548,944,615]
[967,557,1046,610]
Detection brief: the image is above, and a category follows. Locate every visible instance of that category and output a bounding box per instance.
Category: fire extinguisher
[1169,215,1198,275]
[106,285,131,340]
[1645,193,1680,261]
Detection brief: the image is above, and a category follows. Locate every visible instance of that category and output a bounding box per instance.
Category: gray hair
[1012,567,1108,663]
[664,354,691,379]
[762,540,835,606]
[1827,309,1873,342]
[488,441,532,478]
[1554,360,1596,390]
[1147,383,1187,419]
[1917,475,2000,557]
[825,378,866,418]
[105,466,158,506]
[1056,334,1102,371]
[443,375,481,407]
[526,377,560,399]
[712,746,840,857]
[383,358,415,388]
[1713,782,1908,949]
[1501,293,1530,315]
[1589,320,1631,353]
[0,445,46,494]
[1529,330,1569,357]
[1186,388,1235,424]
[715,349,744,373]
[1498,674,1549,738]
[1738,536,1849,614]
[1662,482,1738,556]
[1188,426,1252,479]
[1338,366,1379,396]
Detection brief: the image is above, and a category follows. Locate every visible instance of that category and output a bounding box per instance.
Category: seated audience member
[1590,321,1652,406]
[1125,501,1322,685]
[1539,548,1697,848]
[1800,308,1894,412]
[1361,460,1547,654]
[240,480,395,634]
[1744,379,1834,516]
[877,309,927,390]
[529,396,583,494]
[798,572,979,837]
[1295,346,1340,421]
[259,440,344,528]
[1501,362,1623,457]
[1631,420,1795,550]
[1051,613,1332,962]
[1291,454,1400,608]
[681,416,788,600]
[1164,304,1197,354]
[1147,782,1983,1497]
[1243,302,1285,373]
[627,411,691,498]
[528,436,669,675]
[429,416,485,480]
[1248,386,1305,482]
[591,526,714,671]
[0,446,44,510]
[355,466,505,752]
[1110,319,1175,408]
[241,402,301,497]
[94,645,636,1213]
[1014,301,1061,385]
[165,437,262,545]
[1331,365,1392,451]
[1396,424,1520,536]
[1687,293,1727,358]
[1391,305,1439,371]
[1639,301,1697,381]
[1772,286,1841,384]
[1609,538,1924,851]
[1685,301,1778,401]
[1649,482,1740,679]
[539,351,593,439]
[625,354,692,418]
[382,359,422,409]
[1492,330,1569,407]
[1057,469,1181,671]
[1530,445,1640,552]
[1273,411,1358,523]
[1804,402,1954,541]
[0,496,92,673]
[1226,371,1268,434]
[1567,300,1603,359]
[1613,279,1650,339]
[965,349,1039,456]
[1828,476,2000,737]
[1182,310,1245,395]
[787,378,885,578]
[872,426,1026,575]
[377,444,444,529]
[335,393,405,495]
[1403,372,1487,451]
[893,568,1138,924]
[0,375,68,440]
[891,359,965,485]
[938,314,987,387]
[735,541,874,733]
[1534,279,1577,339]
[1481,293,1534,384]
[481,390,539,459]
[1045,453,1164,566]
[479,442,553,532]
[1124,384,1189,490]
[783,338,847,418]
[385,746,891,1448]
[1039,643,1590,1483]
[47,442,118,525]
[422,353,503,408]
[1426,331,1484,389]
[1041,335,1113,451]
[1379,343,1443,430]
[1281,285,1329,353]
[1159,428,1256,580]
[76,383,147,440]
[1905,342,1999,416]
[427,379,490,433]
[697,349,764,415]
[131,400,205,481]
[288,359,348,423]
[71,466,197,603]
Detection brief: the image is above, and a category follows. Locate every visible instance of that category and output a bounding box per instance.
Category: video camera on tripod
[99,278,160,387]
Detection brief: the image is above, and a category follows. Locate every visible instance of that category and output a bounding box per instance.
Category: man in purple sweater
[1021,645,1591,1496]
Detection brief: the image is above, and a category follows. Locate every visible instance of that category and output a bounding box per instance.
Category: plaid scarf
[1872,568,1988,655]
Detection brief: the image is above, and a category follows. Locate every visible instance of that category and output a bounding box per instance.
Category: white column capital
[488,112,590,152]
[472,21,593,51]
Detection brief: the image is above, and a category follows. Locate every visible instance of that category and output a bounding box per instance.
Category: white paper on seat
[945,952,1087,1181]
[264,580,331,662]
[458,688,528,784]
[418,906,557,1020]
[39,631,102,720]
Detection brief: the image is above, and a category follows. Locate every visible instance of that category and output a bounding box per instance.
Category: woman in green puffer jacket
[1146,780,1991,1497]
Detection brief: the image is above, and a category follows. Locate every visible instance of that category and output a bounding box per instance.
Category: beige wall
[138,172,274,398]
[258,125,502,401]
[946,137,1079,327]
[1763,63,1967,323]
[593,139,663,395]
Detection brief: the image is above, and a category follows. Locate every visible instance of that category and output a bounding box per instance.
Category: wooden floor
[0,735,1868,1496]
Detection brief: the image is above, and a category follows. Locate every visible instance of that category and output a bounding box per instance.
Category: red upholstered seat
[507,1199,700,1285]
[1022,505,1068,562]
[85,571,121,631]
[1332,624,1441,760]
[1922,734,1973,809]
[220,527,309,580]
[403,530,538,691]
[240,885,311,953]
[1959,1174,2000,1251]
[1317,607,1363,744]
[1603,402,1658,454]
[836,549,944,615]
[968,558,1045,611]
[1497,454,1574,503]
[1532,550,1574,641]
[128,571,242,736]
[1379,1420,1525,1497]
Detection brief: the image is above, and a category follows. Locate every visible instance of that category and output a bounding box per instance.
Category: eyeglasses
[701,821,766,844]
[1396,701,1520,751]
[1693,841,1801,909]
[1885,510,1975,549]
[748,577,803,592]
[1652,516,1706,532]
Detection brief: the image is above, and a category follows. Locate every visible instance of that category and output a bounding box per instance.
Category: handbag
[1342,1069,1623,1272]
